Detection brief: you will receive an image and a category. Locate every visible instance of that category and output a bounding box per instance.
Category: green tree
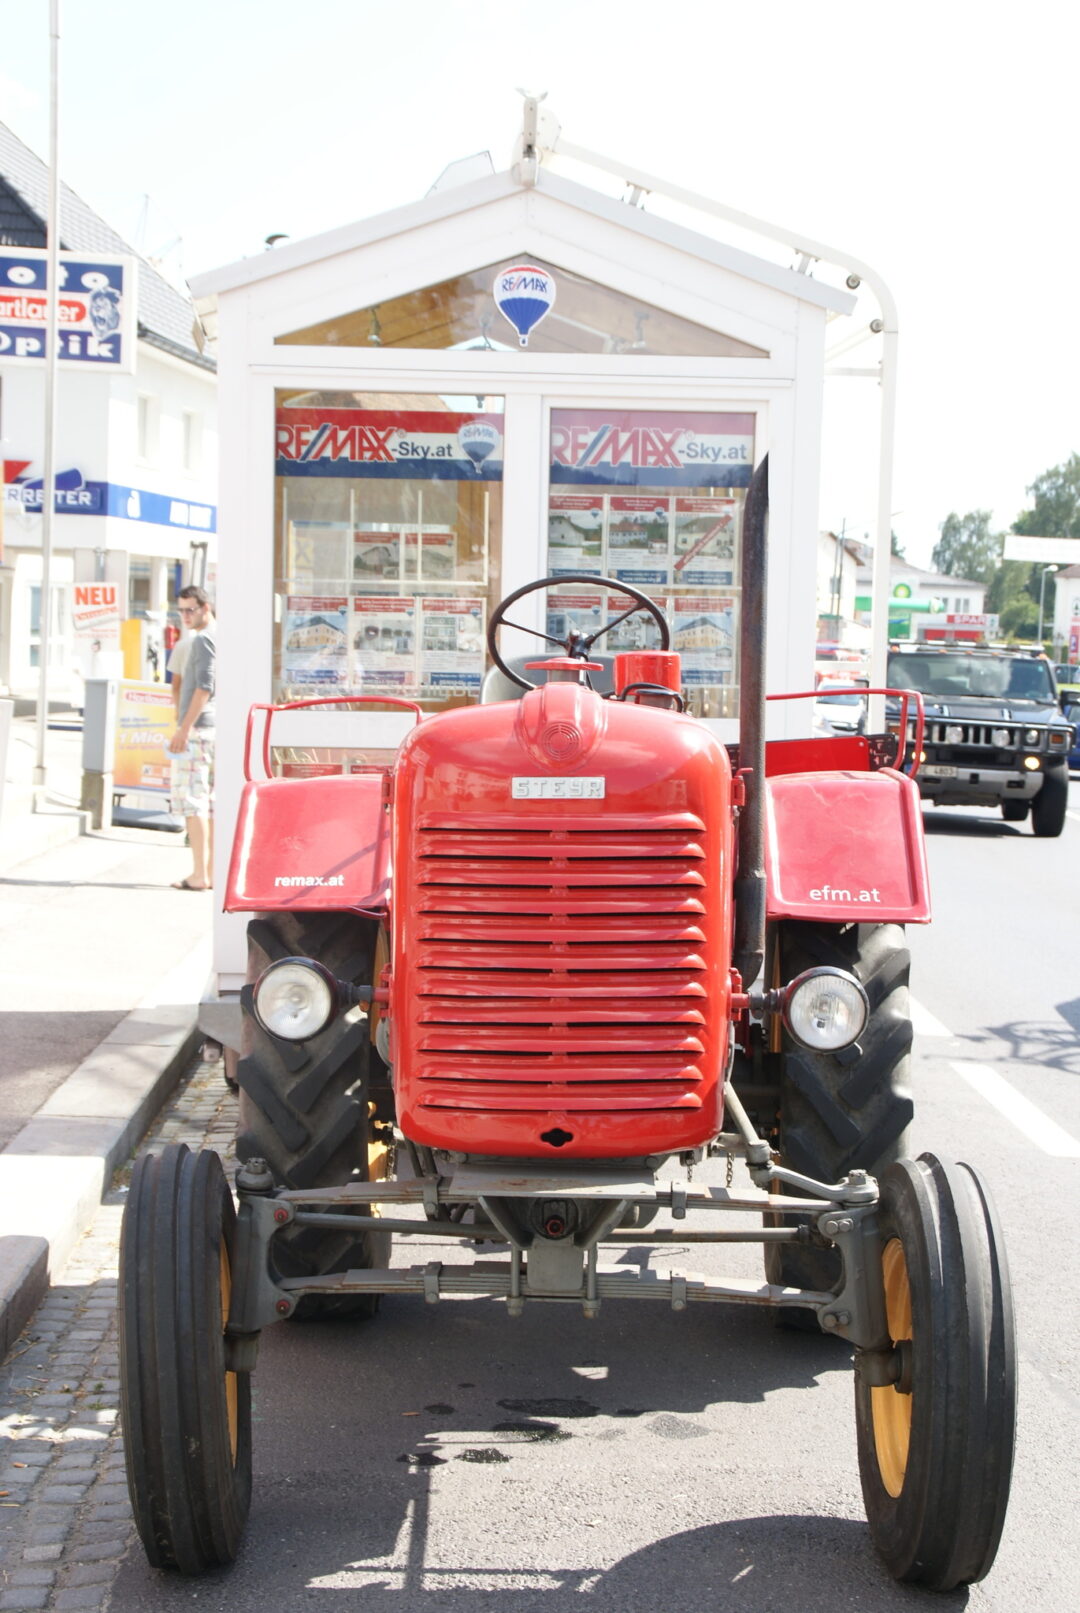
[1014,452,1080,538]
[999,596,1039,639]
[890,529,906,558]
[931,510,1003,585]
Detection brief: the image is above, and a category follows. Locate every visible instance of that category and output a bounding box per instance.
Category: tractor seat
[480,654,617,703]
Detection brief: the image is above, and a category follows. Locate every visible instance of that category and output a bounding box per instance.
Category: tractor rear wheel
[1000,799,1029,823]
[765,922,914,1305]
[119,1144,252,1572]
[1031,768,1067,837]
[236,912,391,1320]
[856,1154,1016,1589]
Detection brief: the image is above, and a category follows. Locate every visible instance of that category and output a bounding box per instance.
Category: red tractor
[119,461,1015,1589]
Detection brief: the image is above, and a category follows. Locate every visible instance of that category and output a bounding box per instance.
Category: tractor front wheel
[855,1154,1016,1590]
[236,912,391,1319]
[1000,799,1029,823]
[119,1144,252,1573]
[765,921,914,1307]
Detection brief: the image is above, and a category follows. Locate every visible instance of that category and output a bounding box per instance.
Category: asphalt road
[110,794,1080,1612]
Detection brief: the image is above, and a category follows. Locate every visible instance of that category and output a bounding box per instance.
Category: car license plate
[921,764,957,778]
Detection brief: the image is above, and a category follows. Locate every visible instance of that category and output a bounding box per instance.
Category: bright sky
[3,0,1078,567]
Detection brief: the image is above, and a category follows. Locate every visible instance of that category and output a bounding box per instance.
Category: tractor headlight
[1024,727,1042,746]
[782,968,869,1052]
[253,958,338,1041]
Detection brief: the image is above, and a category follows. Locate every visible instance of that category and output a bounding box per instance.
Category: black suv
[886,645,1073,836]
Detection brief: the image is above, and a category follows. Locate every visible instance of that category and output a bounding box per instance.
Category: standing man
[169,585,215,891]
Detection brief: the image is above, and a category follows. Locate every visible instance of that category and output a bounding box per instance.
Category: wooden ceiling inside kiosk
[276,259,768,358]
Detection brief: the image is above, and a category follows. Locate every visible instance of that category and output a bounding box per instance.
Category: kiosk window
[276,259,767,359]
[274,390,503,712]
[546,407,755,719]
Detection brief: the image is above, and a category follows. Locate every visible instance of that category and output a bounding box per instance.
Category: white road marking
[1067,810,1080,823]
[949,1061,1080,1158]
[910,998,952,1038]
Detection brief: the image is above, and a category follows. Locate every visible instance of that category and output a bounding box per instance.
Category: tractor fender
[224,774,389,913]
[763,768,931,924]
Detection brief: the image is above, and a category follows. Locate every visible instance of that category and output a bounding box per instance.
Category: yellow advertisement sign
[114,680,174,794]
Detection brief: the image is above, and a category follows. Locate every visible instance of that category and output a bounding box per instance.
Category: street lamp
[1037,565,1057,647]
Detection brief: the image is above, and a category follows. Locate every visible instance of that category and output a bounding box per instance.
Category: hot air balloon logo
[457,421,501,474]
[493,264,556,348]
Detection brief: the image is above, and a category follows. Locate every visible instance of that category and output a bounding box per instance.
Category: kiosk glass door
[546,407,755,718]
[273,389,504,723]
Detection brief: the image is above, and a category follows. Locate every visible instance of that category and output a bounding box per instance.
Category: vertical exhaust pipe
[732,454,768,989]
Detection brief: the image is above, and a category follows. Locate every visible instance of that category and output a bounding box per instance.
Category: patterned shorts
[172,729,215,818]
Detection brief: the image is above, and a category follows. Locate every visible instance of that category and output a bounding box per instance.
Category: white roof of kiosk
[189,164,854,322]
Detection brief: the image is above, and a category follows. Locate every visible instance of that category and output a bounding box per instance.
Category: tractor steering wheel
[486,573,672,692]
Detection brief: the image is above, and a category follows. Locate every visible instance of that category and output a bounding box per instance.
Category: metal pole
[1037,566,1054,646]
[868,325,898,731]
[33,0,61,791]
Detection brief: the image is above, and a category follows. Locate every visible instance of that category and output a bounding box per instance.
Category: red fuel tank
[390,681,734,1160]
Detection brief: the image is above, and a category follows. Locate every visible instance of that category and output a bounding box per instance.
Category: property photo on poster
[282,596,349,686]
[548,493,603,575]
[672,495,740,586]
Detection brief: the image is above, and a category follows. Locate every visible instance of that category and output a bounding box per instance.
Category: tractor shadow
[921,809,1022,838]
[963,1011,1080,1078]
[108,1292,971,1609]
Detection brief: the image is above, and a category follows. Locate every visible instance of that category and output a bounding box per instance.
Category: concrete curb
[0,942,210,1358]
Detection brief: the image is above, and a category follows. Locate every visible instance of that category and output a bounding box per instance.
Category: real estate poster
[282,595,349,686]
[548,493,603,575]
[350,596,418,691]
[603,591,669,653]
[421,597,485,692]
[672,594,736,686]
[672,496,739,587]
[607,495,670,586]
[353,530,405,583]
[545,590,606,646]
[418,531,459,583]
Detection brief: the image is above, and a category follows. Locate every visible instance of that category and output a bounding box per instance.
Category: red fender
[764,768,931,924]
[224,775,389,913]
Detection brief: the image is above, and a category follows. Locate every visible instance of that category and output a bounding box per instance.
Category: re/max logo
[276,423,396,463]
[550,423,685,470]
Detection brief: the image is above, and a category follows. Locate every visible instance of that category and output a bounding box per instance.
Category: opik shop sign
[0,248,135,370]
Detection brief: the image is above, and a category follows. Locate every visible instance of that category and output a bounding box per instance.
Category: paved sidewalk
[0,718,214,1354]
[0,1050,234,1612]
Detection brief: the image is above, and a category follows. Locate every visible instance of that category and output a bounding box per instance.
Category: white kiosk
[191,121,869,1005]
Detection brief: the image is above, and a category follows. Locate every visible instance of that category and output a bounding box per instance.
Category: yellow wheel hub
[870,1236,913,1498]
[220,1244,239,1465]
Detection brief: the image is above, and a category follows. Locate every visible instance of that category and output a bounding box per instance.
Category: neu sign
[72,583,121,648]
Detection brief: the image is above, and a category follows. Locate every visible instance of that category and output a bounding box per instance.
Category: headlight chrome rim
[781,966,870,1053]
[252,956,339,1041]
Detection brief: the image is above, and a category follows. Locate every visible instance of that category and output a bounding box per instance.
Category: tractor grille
[408,818,713,1118]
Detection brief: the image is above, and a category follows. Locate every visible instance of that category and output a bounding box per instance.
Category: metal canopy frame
[512,95,898,707]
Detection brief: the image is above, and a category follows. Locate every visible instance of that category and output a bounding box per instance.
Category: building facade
[0,120,217,701]
[855,558,987,641]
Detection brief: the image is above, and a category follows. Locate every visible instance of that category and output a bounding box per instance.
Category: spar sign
[550,409,756,489]
[0,248,136,371]
[276,409,504,480]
